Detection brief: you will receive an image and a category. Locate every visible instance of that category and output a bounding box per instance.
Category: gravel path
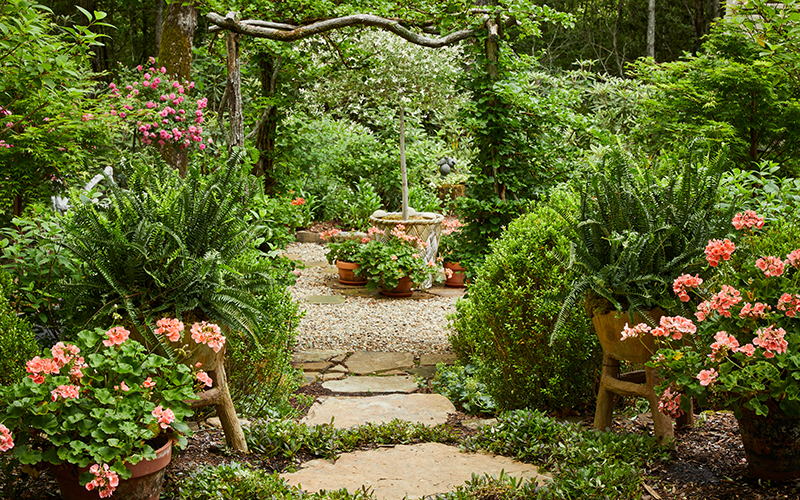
[283,243,456,356]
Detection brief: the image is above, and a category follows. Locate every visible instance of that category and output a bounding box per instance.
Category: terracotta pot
[380,276,414,298]
[737,401,800,480]
[52,438,173,500]
[443,261,467,288]
[336,261,367,285]
[591,308,665,363]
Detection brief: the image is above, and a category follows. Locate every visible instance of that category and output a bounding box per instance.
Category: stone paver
[322,375,418,394]
[302,394,455,428]
[292,350,347,364]
[293,361,334,372]
[419,353,457,366]
[306,295,346,304]
[345,351,414,374]
[295,231,322,244]
[281,443,549,500]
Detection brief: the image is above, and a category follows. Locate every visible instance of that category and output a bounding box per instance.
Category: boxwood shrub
[448,188,601,413]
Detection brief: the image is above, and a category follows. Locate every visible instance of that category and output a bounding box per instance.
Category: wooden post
[225,30,244,148]
[211,360,248,453]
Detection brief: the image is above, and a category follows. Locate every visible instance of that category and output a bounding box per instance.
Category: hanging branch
[207,11,487,48]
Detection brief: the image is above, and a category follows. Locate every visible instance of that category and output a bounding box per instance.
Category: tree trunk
[225,32,244,149]
[647,0,656,59]
[253,54,282,194]
[156,1,197,176]
[399,105,408,219]
[155,0,163,54]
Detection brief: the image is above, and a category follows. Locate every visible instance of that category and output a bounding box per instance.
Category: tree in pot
[554,147,734,444]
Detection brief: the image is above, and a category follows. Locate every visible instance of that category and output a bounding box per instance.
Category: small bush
[431,362,497,416]
[448,187,601,413]
[0,269,39,386]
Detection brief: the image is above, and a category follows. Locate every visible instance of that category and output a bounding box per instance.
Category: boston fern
[554,149,734,338]
[59,152,283,353]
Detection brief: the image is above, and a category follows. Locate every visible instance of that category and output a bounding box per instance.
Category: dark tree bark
[251,54,282,194]
[647,0,656,59]
[225,32,244,148]
[155,0,163,55]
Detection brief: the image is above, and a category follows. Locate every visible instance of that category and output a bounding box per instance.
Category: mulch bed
[6,386,800,499]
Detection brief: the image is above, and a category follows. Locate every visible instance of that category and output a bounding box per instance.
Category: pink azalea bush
[0,319,225,496]
[622,212,800,418]
[105,57,209,151]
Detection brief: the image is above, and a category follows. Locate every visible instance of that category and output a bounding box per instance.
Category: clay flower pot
[380,276,414,298]
[443,261,467,288]
[51,438,174,500]
[336,261,367,286]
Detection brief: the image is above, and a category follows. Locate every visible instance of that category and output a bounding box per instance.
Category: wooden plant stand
[186,347,248,453]
[592,309,693,446]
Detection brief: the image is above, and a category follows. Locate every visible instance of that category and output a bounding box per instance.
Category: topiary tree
[448,187,601,413]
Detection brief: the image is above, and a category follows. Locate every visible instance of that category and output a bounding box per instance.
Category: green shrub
[0,269,39,386]
[0,204,82,328]
[226,281,302,419]
[449,187,601,413]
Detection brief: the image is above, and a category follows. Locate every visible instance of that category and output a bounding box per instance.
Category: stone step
[280,442,549,500]
[302,394,455,428]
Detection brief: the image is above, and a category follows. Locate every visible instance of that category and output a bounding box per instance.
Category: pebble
[283,243,455,356]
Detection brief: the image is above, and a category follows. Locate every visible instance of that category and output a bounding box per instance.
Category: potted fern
[553,149,733,444]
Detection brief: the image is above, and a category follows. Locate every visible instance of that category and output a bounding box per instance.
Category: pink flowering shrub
[106,57,209,151]
[0,323,211,496]
[642,212,800,418]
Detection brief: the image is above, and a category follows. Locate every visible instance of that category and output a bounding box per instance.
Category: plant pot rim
[369,212,444,225]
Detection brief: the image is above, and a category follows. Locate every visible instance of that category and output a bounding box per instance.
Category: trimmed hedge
[449,188,601,413]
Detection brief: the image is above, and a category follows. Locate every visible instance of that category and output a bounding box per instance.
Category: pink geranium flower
[753,325,788,358]
[697,368,718,386]
[709,331,740,361]
[731,210,764,230]
[787,249,800,269]
[190,322,226,353]
[658,387,684,418]
[0,424,14,452]
[51,384,80,402]
[651,316,697,340]
[620,322,652,340]
[142,377,156,388]
[151,405,175,429]
[705,238,735,267]
[103,326,130,347]
[755,256,785,277]
[196,371,213,388]
[155,317,184,342]
[86,463,120,498]
[673,274,703,302]
[777,293,800,317]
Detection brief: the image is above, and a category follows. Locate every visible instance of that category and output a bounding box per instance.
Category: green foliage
[465,409,669,500]
[58,152,298,353]
[0,205,81,327]
[432,472,543,500]
[0,0,118,219]
[719,160,800,221]
[0,326,196,482]
[248,190,312,250]
[430,363,497,416]
[555,148,734,338]
[632,23,800,174]
[176,462,376,500]
[245,418,458,461]
[449,189,601,413]
[320,178,383,231]
[225,284,302,420]
[0,269,38,386]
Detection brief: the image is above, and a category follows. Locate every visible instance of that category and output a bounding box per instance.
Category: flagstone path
[281,349,550,499]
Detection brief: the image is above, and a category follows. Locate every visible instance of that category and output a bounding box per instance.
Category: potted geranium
[0,318,223,499]
[357,225,441,297]
[321,228,370,285]
[438,218,467,288]
[624,211,800,480]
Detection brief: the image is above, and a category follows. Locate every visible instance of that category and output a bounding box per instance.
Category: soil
[6,387,800,499]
